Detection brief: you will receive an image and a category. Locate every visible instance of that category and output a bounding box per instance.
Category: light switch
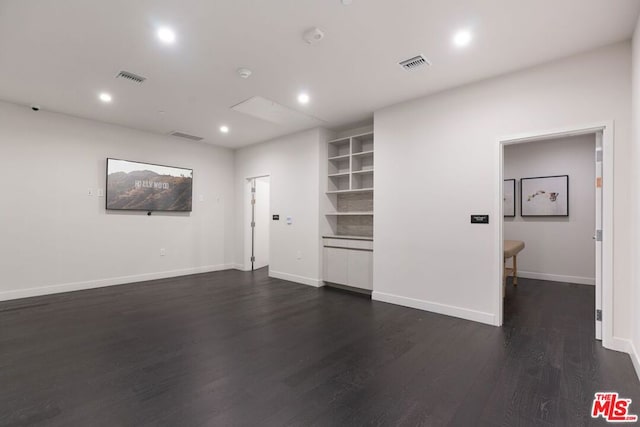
[97,189,104,197]
[87,188,94,196]
[470,214,489,224]
[199,195,204,202]
[286,216,293,225]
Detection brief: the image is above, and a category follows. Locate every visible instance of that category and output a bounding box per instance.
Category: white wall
[631,16,640,379]
[0,101,235,300]
[234,128,324,286]
[504,135,596,285]
[373,42,633,338]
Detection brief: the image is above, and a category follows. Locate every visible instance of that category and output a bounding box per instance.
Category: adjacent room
[1,1,640,425]
[502,132,602,343]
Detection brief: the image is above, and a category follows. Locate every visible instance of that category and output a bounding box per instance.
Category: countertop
[322,235,374,241]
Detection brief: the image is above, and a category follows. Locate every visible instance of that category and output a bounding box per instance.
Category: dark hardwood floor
[1,269,638,426]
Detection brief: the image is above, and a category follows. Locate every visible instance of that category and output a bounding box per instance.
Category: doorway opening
[245,175,270,271]
[497,123,613,349]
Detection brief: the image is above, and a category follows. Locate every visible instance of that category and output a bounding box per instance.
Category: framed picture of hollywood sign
[106,158,193,212]
[520,175,569,217]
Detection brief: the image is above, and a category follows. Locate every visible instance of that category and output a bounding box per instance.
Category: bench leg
[513,255,518,286]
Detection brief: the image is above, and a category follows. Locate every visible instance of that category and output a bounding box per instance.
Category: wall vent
[116,70,147,84]
[169,131,204,141]
[399,55,431,71]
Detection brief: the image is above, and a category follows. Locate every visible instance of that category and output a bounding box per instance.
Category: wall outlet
[296,251,302,260]
[87,188,94,196]
[97,189,104,197]
[160,248,166,256]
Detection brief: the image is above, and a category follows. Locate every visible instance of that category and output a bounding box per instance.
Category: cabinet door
[323,247,349,285]
[347,250,373,290]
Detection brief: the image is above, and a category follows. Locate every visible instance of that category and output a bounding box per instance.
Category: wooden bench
[504,240,525,297]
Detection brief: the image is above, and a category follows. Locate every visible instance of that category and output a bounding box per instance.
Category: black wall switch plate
[471,214,489,224]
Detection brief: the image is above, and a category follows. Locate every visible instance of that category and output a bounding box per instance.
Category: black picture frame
[503,179,516,217]
[520,175,569,217]
[106,158,194,212]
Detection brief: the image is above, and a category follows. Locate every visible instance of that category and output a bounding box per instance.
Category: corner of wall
[630,339,640,382]
[632,14,640,382]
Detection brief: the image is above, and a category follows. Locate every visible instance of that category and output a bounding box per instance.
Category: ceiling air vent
[399,55,431,71]
[115,70,147,84]
[169,131,204,141]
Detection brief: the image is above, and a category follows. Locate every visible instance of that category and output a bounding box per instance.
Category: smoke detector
[399,54,431,71]
[303,27,325,44]
[237,68,252,79]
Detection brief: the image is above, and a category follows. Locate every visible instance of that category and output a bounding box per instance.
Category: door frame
[243,174,271,272]
[495,121,613,349]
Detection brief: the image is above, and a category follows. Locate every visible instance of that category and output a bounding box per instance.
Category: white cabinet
[323,238,373,290]
[323,247,349,285]
[347,250,373,290]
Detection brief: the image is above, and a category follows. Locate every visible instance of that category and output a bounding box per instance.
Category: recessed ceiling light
[219,125,229,133]
[297,93,310,104]
[99,92,112,103]
[453,29,472,47]
[157,27,176,44]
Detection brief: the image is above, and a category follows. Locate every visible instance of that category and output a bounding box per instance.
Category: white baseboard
[269,270,323,288]
[606,337,640,382]
[607,336,631,353]
[516,271,595,286]
[606,337,640,380]
[0,264,235,302]
[230,263,245,271]
[372,291,497,326]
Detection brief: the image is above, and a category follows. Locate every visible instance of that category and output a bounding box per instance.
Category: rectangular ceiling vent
[169,131,204,141]
[399,55,431,71]
[116,70,147,84]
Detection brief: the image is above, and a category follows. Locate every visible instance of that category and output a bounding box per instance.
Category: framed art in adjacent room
[520,175,569,217]
[503,179,516,217]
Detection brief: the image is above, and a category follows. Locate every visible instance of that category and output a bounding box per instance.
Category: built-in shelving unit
[323,130,374,292]
[325,131,374,237]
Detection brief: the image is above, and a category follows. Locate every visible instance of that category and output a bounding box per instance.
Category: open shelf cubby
[327,137,350,158]
[328,156,350,175]
[352,133,374,154]
[352,152,373,172]
[325,131,374,238]
[352,172,373,190]
[328,174,350,192]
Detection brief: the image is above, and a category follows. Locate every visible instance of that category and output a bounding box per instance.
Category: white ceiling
[0,0,638,148]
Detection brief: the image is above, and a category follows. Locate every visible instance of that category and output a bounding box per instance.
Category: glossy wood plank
[0,270,638,426]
